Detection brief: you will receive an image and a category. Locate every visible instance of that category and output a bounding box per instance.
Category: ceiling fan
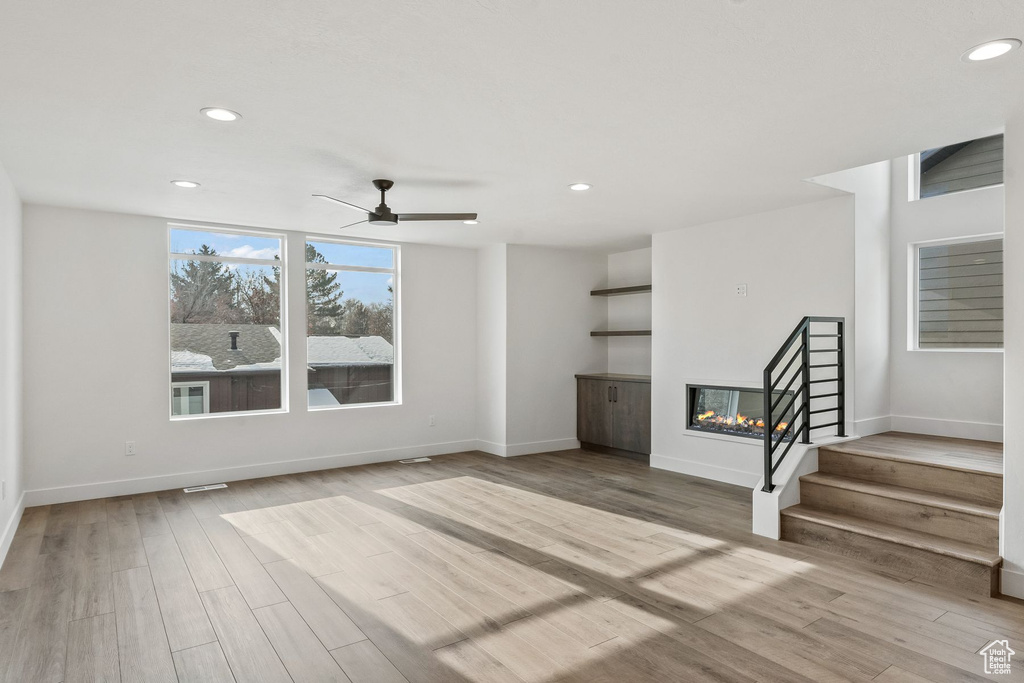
[314,179,478,229]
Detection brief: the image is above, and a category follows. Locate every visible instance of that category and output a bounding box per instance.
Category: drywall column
[476,244,607,456]
[1002,114,1024,598]
[0,161,23,562]
[505,245,607,454]
[810,160,892,436]
[476,244,508,453]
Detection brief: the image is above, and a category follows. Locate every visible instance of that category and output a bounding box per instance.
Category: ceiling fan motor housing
[369,208,399,226]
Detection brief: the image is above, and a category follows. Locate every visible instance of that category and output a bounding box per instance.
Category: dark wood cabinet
[576,374,651,460]
[577,377,613,446]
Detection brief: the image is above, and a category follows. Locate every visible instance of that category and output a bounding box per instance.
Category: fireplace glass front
[686,385,795,441]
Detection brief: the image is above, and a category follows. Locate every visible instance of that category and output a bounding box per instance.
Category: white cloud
[226,245,279,260]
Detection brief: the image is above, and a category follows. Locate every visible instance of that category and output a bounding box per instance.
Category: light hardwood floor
[1,449,1023,682]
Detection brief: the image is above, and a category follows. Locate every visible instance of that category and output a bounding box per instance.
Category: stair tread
[821,432,1002,476]
[781,505,1002,566]
[800,472,1001,518]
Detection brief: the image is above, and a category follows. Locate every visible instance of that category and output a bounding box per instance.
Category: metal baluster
[800,323,811,444]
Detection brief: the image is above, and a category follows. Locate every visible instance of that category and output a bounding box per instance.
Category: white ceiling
[0,0,1022,250]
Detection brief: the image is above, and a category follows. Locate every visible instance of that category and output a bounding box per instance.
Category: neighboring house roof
[307,335,394,366]
[170,323,393,373]
[171,323,281,373]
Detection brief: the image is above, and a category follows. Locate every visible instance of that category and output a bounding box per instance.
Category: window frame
[303,236,401,411]
[167,222,290,420]
[910,233,1004,353]
[171,381,211,416]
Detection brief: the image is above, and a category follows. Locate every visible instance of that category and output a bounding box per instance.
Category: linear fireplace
[686,384,795,441]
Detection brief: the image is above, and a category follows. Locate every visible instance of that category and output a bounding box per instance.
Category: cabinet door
[611,381,652,454]
[577,379,613,447]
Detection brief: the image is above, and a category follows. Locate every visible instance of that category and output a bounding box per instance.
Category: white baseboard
[474,438,579,458]
[474,440,508,457]
[890,415,1002,442]
[854,416,892,437]
[0,493,26,569]
[23,439,480,507]
[503,438,579,457]
[1001,567,1024,600]
[650,453,760,488]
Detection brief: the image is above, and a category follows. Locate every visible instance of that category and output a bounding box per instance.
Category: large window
[916,237,1003,350]
[169,226,285,417]
[914,134,1003,200]
[305,240,397,408]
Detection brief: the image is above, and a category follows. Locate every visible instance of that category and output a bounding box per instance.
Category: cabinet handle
[613,386,618,402]
[608,386,613,402]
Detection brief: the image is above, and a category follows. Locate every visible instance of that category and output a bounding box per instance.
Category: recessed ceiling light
[171,180,200,188]
[569,183,592,191]
[962,39,1021,62]
[463,220,479,225]
[201,107,241,122]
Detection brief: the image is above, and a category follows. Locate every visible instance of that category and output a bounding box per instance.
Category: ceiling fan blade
[397,213,478,222]
[313,194,374,214]
[338,219,369,230]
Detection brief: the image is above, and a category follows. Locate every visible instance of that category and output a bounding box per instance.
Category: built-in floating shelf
[590,330,652,337]
[590,284,653,297]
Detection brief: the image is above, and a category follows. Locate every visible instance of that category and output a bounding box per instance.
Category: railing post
[800,323,811,444]
[763,367,773,493]
[836,320,846,437]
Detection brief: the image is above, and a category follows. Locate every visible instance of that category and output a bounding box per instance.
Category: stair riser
[819,450,1003,505]
[800,482,999,549]
[781,515,998,597]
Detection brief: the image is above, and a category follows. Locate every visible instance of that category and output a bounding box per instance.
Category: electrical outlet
[428,415,436,427]
[736,283,748,297]
[125,441,137,456]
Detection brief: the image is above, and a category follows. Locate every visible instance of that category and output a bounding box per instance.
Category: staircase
[781,432,1003,596]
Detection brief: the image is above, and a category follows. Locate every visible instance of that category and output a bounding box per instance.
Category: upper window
[305,240,398,408]
[914,134,1003,200]
[916,237,1003,350]
[168,227,285,417]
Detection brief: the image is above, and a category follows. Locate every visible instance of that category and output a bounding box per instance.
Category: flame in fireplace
[690,393,793,441]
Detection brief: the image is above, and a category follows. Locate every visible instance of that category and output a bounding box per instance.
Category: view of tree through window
[306,240,397,408]
[169,227,285,417]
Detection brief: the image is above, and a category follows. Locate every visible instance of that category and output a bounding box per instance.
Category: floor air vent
[399,458,432,464]
[183,483,228,493]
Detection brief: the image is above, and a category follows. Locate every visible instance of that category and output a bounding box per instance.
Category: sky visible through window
[169,230,394,305]
[307,240,394,305]
[171,229,281,260]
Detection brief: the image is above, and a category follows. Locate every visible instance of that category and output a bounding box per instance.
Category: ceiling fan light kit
[315,179,478,230]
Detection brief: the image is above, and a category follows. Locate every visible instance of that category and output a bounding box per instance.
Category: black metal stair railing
[762,316,845,493]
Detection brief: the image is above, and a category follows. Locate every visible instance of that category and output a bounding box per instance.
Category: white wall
[476,244,507,450]
[607,248,652,375]
[21,205,480,503]
[811,161,893,436]
[0,162,23,561]
[651,196,856,486]
[505,245,607,453]
[1001,115,1024,599]
[889,155,1004,441]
